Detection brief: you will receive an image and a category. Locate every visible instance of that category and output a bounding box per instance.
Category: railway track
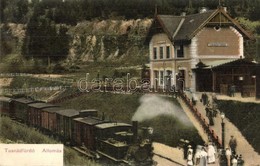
[153,153,185,166]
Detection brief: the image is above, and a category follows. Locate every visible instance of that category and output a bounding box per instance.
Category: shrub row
[216,100,260,153]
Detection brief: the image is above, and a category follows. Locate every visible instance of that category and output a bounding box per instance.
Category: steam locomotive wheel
[134,148,148,162]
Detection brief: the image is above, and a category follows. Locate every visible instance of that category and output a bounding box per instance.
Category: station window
[160,46,163,59]
[160,71,164,85]
[176,45,184,58]
[153,47,157,59]
[166,46,170,58]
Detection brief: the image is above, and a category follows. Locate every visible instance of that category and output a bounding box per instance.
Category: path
[182,91,260,166]
[153,142,186,166]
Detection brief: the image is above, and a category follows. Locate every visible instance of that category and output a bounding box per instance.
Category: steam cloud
[132,94,191,126]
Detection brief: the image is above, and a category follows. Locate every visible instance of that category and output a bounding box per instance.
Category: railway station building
[147,7,256,95]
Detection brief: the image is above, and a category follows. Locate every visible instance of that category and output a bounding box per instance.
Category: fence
[0,86,71,95]
[0,73,74,85]
[179,92,222,148]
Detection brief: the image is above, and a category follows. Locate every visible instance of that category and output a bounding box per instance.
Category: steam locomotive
[0,96,154,165]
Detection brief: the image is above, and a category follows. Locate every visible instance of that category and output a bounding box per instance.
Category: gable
[208,12,232,24]
[188,9,253,41]
[157,15,183,38]
[145,18,168,44]
[206,10,253,40]
[147,7,254,45]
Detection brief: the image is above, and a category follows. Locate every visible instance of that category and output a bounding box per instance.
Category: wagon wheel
[134,148,148,162]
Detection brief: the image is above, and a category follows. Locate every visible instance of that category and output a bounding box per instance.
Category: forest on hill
[1,0,260,24]
[0,0,259,72]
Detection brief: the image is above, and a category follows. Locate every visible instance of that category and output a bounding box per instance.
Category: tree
[249,1,260,21]
[15,0,29,23]
[55,25,69,58]
[0,0,7,22]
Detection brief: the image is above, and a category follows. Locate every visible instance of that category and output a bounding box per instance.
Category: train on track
[0,96,154,165]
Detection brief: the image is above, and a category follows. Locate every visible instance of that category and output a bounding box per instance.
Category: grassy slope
[0,116,98,166]
[59,92,142,123]
[8,76,69,89]
[59,92,204,147]
[216,100,260,153]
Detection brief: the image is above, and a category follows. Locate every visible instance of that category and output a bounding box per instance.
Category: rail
[153,153,185,166]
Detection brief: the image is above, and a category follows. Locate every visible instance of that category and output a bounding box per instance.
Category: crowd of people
[184,137,244,166]
[185,92,245,166]
[185,142,217,166]
[200,92,218,126]
[225,136,245,166]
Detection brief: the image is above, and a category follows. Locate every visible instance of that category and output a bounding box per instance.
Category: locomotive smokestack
[132,121,138,143]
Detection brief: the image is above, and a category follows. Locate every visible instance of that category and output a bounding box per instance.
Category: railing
[178,92,222,148]
[49,86,177,104]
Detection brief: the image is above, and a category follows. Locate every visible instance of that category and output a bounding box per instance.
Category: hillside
[0,18,152,73]
[67,18,152,62]
[1,0,260,73]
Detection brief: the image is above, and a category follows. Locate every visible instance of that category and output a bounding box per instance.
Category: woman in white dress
[187,145,194,166]
[200,147,208,166]
[194,146,202,166]
[226,147,232,166]
[207,143,216,164]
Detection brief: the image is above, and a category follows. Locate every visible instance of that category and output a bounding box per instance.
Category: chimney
[132,121,138,143]
[199,7,207,13]
[223,7,227,12]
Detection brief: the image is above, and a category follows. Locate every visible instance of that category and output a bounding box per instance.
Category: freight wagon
[0,96,154,165]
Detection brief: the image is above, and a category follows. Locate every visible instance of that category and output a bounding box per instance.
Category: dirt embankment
[67,18,152,62]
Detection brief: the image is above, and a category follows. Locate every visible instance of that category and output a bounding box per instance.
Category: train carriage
[56,109,79,143]
[0,96,11,117]
[11,98,40,123]
[56,109,98,144]
[3,96,154,164]
[41,107,61,134]
[28,103,58,128]
[73,117,106,150]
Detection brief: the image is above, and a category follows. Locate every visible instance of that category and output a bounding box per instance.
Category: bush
[255,25,260,35]
[216,100,260,153]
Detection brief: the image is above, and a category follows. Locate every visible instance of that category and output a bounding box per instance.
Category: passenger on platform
[200,147,208,166]
[192,93,198,106]
[231,155,238,166]
[207,142,216,164]
[237,154,244,166]
[194,145,202,166]
[226,147,232,166]
[205,104,210,117]
[201,92,208,105]
[212,108,218,117]
[211,93,217,103]
[207,107,214,126]
[229,135,237,155]
[182,140,190,159]
[229,85,235,97]
[187,145,193,166]
[171,85,177,98]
